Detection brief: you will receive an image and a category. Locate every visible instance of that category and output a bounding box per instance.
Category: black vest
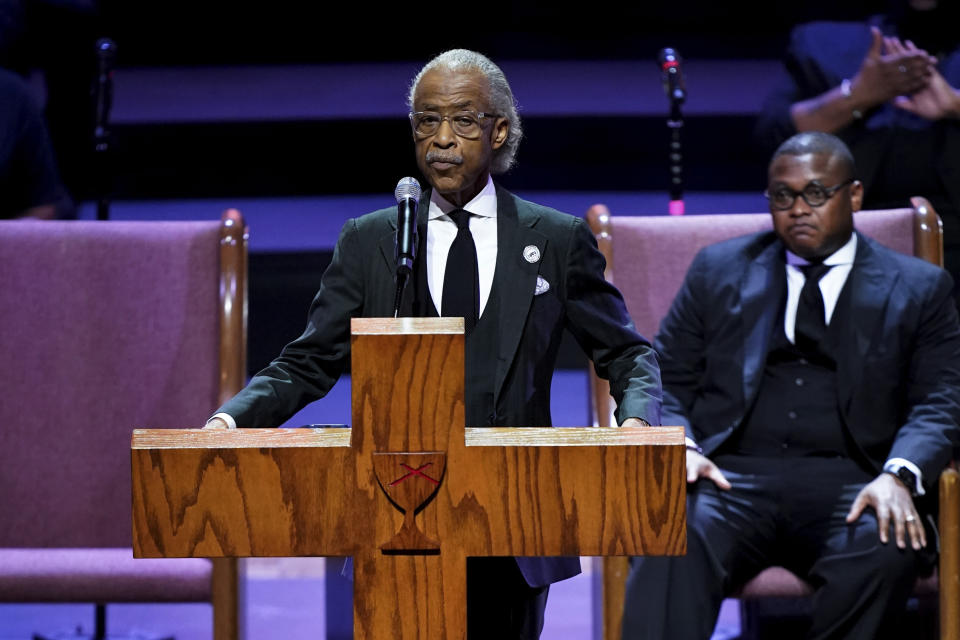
[726,273,856,458]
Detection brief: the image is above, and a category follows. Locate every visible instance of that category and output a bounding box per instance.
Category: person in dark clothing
[0,67,70,219]
[205,48,662,639]
[755,1,960,304]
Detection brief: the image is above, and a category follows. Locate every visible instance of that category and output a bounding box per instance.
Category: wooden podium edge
[351,317,464,335]
[132,426,685,449]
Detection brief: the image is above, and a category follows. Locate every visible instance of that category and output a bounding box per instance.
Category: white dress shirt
[783,233,856,343]
[426,176,498,317]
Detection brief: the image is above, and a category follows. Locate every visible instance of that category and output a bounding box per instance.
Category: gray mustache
[426,152,463,165]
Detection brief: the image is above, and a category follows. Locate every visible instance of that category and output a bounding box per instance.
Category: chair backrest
[586,197,942,425]
[0,211,247,548]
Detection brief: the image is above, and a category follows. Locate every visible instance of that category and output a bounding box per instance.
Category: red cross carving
[389,462,439,486]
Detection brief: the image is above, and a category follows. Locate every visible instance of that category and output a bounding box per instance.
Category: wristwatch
[885,465,919,497]
[840,78,864,120]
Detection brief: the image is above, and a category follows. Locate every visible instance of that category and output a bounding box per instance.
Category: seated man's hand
[621,417,651,428]
[203,417,230,430]
[686,449,731,490]
[846,473,925,550]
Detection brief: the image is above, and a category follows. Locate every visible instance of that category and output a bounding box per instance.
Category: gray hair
[407,49,522,174]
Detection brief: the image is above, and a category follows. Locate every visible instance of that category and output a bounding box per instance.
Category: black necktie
[442,209,479,333]
[795,262,832,355]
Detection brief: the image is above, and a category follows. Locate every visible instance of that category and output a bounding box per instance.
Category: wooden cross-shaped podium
[132,318,686,639]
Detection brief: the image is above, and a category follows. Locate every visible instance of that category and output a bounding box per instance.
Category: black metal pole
[94,38,115,221]
[667,98,684,215]
[658,47,686,215]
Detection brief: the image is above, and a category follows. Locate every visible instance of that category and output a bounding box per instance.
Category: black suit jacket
[655,231,960,487]
[218,184,662,586]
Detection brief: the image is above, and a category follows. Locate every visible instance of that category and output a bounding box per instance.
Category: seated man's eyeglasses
[409,110,500,139]
[764,179,854,210]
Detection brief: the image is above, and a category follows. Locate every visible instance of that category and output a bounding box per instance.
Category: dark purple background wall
[7,0,900,377]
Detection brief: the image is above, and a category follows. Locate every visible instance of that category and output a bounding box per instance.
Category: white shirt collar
[428,175,498,220]
[785,232,857,267]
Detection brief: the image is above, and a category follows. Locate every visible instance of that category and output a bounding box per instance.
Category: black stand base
[32,604,175,640]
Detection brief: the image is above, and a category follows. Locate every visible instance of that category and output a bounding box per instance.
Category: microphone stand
[658,48,686,216]
[94,38,116,221]
[393,274,409,319]
[666,88,685,216]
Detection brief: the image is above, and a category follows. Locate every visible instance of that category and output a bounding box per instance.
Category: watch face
[897,467,917,489]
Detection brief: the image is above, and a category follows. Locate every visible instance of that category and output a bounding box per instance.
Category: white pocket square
[535,276,550,296]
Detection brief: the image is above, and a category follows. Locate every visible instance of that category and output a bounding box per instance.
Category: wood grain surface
[132,318,686,639]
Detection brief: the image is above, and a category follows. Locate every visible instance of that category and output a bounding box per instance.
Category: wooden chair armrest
[939,466,960,640]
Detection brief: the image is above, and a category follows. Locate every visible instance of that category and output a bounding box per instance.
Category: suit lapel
[378,191,430,317]
[494,187,546,399]
[740,240,785,405]
[378,229,395,276]
[837,234,897,411]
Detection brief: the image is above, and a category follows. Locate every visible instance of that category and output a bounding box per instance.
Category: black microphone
[394,177,421,277]
[392,177,421,317]
[658,47,686,105]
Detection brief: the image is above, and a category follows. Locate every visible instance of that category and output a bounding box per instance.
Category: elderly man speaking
[205,49,662,638]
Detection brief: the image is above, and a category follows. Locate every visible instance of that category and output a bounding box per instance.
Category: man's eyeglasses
[764,179,854,210]
[409,110,500,139]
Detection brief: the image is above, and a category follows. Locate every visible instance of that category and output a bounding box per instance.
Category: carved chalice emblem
[373,452,446,554]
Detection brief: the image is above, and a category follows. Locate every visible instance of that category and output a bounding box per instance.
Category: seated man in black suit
[621,131,960,640]
[205,48,662,639]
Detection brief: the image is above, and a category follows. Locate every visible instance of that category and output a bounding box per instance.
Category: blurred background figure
[0,66,70,218]
[756,0,960,303]
[0,0,102,219]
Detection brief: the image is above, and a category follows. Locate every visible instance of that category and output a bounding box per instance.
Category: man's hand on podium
[621,417,651,428]
[203,417,230,430]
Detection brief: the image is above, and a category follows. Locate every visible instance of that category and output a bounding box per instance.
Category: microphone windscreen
[394,177,422,204]
[658,47,679,69]
[97,38,116,63]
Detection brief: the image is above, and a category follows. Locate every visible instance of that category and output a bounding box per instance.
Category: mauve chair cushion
[737,567,815,598]
[737,566,938,598]
[0,220,223,548]
[914,572,939,596]
[0,549,211,602]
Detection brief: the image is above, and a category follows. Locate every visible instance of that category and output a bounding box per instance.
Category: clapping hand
[886,36,960,120]
[850,26,934,108]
